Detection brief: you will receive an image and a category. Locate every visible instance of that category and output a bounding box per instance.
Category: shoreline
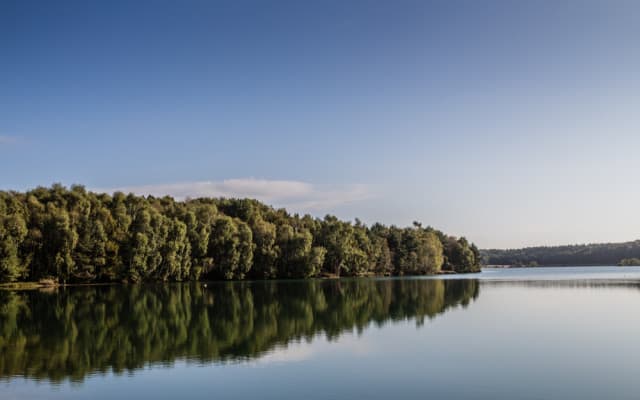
[0,269,475,291]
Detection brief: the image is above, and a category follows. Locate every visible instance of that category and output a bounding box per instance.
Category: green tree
[0,185,482,283]
[207,216,254,279]
[0,195,28,282]
[248,215,279,279]
[444,236,480,273]
[276,224,324,278]
[317,215,355,276]
[158,218,191,281]
[45,205,78,282]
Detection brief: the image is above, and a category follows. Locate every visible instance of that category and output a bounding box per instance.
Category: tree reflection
[0,278,478,382]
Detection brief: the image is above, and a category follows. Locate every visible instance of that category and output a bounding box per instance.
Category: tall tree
[0,195,28,282]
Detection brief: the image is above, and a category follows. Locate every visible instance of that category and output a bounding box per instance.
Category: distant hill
[481,240,640,266]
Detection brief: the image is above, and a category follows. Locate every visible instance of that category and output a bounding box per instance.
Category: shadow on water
[0,278,479,383]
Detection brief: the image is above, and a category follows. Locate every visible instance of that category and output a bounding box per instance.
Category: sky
[2,0,640,249]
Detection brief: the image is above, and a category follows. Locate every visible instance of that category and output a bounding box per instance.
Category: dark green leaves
[0,185,481,283]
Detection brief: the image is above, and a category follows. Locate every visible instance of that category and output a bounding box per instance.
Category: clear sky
[2,1,640,249]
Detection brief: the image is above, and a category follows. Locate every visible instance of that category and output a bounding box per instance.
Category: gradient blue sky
[2,0,639,248]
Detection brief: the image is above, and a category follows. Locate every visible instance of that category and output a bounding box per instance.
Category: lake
[2,266,640,399]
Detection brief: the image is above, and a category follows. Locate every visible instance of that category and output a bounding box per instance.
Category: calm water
[2,267,640,399]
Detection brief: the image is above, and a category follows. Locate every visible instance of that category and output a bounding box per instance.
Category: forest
[482,240,640,266]
[619,258,640,266]
[0,279,479,382]
[0,185,482,283]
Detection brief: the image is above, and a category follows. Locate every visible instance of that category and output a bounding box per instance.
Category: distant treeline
[619,258,640,266]
[0,185,481,283]
[482,240,640,266]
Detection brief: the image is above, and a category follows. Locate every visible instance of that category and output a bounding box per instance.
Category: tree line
[482,240,640,266]
[0,185,482,283]
[0,278,479,382]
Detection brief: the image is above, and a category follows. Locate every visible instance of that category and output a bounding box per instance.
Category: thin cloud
[99,178,373,213]
[0,135,19,145]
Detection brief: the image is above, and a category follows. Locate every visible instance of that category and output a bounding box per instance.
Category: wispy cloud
[99,178,372,212]
[0,135,19,145]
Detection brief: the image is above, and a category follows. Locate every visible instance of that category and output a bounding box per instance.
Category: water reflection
[0,278,478,383]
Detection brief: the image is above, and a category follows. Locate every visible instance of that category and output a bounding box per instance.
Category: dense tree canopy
[0,185,482,283]
[483,240,640,267]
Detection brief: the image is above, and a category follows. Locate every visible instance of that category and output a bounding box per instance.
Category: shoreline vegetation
[0,269,466,291]
[0,184,482,284]
[485,264,638,268]
[482,240,640,267]
[618,258,640,266]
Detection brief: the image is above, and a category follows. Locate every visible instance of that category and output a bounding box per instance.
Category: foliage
[0,185,482,283]
[618,258,640,266]
[483,240,640,266]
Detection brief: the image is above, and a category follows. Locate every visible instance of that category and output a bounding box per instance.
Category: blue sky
[2,0,640,248]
